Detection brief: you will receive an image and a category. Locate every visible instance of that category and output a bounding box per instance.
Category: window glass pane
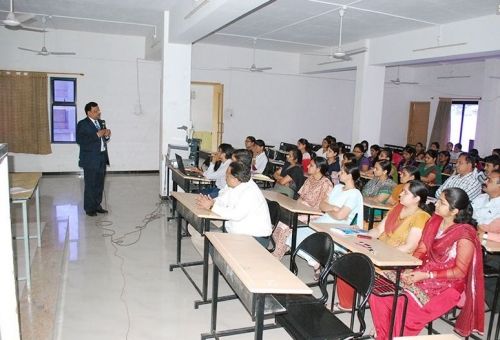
[449,104,463,145]
[53,80,75,102]
[460,104,478,151]
[52,106,76,142]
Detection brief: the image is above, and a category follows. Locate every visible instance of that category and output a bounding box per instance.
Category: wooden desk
[310,221,421,340]
[252,173,274,183]
[310,222,421,268]
[269,159,284,166]
[394,335,460,340]
[166,164,214,220]
[268,159,285,175]
[9,172,42,289]
[483,237,500,340]
[168,192,226,307]
[168,164,213,193]
[202,232,312,340]
[252,173,274,189]
[483,238,500,253]
[261,190,322,270]
[364,197,392,230]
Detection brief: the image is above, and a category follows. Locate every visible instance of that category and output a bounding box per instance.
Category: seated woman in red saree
[369,187,484,339]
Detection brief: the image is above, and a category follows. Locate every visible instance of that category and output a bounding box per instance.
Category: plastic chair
[275,232,335,307]
[276,252,375,339]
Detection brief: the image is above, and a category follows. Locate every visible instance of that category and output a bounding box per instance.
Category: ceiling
[0,0,498,53]
[0,0,182,37]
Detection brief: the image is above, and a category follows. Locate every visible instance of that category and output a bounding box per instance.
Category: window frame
[450,100,478,151]
[50,77,77,144]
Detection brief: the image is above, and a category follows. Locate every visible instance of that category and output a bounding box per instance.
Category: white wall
[0,146,20,340]
[379,61,500,156]
[191,84,214,131]
[0,29,161,172]
[191,43,356,147]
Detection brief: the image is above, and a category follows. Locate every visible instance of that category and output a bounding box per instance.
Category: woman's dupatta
[384,203,404,234]
[420,215,485,336]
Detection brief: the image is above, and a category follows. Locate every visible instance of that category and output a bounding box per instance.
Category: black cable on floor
[94,198,169,339]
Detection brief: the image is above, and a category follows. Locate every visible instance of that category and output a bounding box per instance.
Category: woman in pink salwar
[369,187,484,339]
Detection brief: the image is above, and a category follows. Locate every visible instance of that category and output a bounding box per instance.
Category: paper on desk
[10,187,31,194]
[330,226,368,236]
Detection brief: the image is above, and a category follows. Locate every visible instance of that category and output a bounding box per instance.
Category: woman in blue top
[287,162,365,278]
[315,162,364,227]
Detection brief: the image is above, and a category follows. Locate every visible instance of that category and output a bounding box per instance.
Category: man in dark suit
[76,102,111,216]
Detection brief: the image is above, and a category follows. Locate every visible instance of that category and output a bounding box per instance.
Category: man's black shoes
[96,207,108,214]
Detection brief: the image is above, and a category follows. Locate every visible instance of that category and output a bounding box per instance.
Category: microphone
[101,120,106,129]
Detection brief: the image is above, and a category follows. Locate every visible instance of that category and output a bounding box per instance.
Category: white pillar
[159,11,193,196]
[351,57,386,146]
[0,145,21,340]
[476,59,500,155]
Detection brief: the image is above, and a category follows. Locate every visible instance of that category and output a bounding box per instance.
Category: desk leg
[388,268,402,340]
[166,166,171,199]
[22,201,31,289]
[177,214,182,264]
[167,181,177,221]
[35,186,41,247]
[289,213,298,271]
[202,220,210,302]
[496,310,500,340]
[368,207,375,230]
[254,294,265,340]
[487,269,500,340]
[210,261,219,335]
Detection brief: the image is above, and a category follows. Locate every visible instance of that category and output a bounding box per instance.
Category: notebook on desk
[175,154,204,178]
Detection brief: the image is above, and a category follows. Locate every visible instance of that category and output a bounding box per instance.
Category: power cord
[94,191,168,339]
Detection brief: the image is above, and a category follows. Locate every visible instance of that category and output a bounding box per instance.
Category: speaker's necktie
[94,120,100,130]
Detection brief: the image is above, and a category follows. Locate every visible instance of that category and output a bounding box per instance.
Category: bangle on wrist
[429,271,434,279]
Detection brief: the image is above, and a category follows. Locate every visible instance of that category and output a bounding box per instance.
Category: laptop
[175,154,204,178]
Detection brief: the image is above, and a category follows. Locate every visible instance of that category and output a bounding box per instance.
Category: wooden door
[212,84,224,151]
[407,102,430,147]
[190,82,224,152]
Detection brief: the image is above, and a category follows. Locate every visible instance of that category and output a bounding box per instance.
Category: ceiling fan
[1,0,45,32]
[309,7,367,66]
[18,18,76,56]
[388,66,419,85]
[229,38,272,72]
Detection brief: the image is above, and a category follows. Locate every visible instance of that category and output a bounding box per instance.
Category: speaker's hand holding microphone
[101,119,111,138]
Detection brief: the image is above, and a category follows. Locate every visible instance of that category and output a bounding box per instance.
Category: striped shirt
[435,168,483,200]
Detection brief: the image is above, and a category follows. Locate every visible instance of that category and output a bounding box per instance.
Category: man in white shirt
[197,161,272,247]
[474,169,500,241]
[435,152,482,200]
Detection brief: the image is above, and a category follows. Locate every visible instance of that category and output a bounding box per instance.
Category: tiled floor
[11,174,495,340]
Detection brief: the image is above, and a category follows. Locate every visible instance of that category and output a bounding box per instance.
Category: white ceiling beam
[167,0,274,44]
[299,14,500,74]
[307,0,439,25]
[258,0,363,39]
